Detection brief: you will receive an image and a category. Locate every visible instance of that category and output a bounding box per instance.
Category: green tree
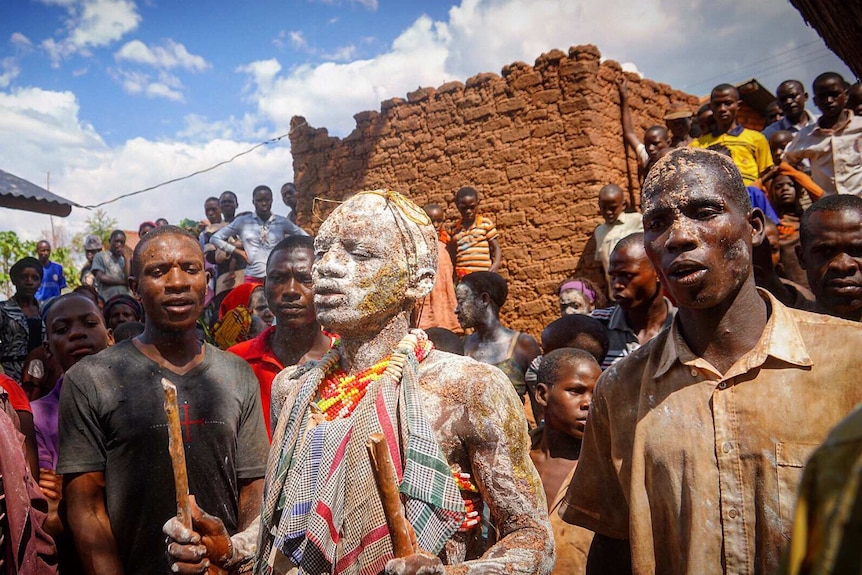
[84,209,118,245]
[0,231,37,299]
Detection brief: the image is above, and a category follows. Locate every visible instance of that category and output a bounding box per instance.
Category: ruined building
[290,44,698,336]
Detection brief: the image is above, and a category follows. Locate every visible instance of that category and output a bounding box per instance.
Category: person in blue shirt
[34,240,66,302]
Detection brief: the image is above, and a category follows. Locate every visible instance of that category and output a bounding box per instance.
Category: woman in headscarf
[212,282,258,349]
[0,257,45,382]
[102,294,143,331]
[557,277,606,317]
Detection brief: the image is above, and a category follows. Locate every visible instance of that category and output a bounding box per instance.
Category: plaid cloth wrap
[257,332,466,575]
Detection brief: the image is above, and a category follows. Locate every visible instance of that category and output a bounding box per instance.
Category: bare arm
[237,477,262,530]
[210,219,240,254]
[488,237,502,272]
[616,78,642,153]
[65,471,126,575]
[93,270,126,287]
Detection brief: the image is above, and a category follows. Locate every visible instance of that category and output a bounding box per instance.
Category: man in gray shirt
[90,230,130,302]
[210,185,307,282]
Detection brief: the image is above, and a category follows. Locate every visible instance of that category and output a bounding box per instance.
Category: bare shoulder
[418,350,519,411]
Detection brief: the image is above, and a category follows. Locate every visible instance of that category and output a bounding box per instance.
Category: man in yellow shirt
[691,84,772,184]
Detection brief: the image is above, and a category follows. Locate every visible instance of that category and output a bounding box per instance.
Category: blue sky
[0,0,855,243]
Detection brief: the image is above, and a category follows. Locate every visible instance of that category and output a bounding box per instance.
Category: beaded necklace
[316,331,432,421]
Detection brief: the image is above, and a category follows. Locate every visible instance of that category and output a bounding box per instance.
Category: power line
[81,130,293,210]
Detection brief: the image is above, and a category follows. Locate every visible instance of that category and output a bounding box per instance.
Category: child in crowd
[530,348,601,575]
[451,187,501,278]
[418,204,461,332]
[558,277,606,316]
[32,293,112,562]
[593,184,642,293]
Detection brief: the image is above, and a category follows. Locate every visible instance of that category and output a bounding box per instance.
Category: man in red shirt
[229,235,333,438]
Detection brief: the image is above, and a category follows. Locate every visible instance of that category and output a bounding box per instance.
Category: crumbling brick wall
[290,44,698,338]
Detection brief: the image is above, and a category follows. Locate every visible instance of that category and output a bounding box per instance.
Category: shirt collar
[721,123,745,137]
[653,288,812,379]
[242,326,280,363]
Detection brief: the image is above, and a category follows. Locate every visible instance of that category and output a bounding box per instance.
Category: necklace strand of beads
[317,331,432,421]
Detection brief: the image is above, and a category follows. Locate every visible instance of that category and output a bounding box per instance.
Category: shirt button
[728,508,738,519]
[718,381,728,390]
[722,442,733,453]
[690,368,698,377]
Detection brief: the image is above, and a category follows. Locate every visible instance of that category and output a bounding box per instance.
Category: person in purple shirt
[31,294,112,541]
[34,241,67,302]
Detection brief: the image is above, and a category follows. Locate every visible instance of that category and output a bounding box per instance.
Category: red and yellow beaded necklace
[316,331,432,421]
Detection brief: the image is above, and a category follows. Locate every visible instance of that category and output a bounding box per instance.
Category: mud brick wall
[290,44,698,338]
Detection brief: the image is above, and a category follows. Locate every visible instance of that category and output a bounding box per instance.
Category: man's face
[204,200,221,224]
[14,267,41,298]
[598,191,626,225]
[710,89,740,129]
[776,82,807,121]
[765,102,783,126]
[266,247,316,329]
[643,168,759,309]
[253,189,273,220]
[609,245,659,312]
[644,129,670,160]
[454,283,484,330]
[666,118,690,139]
[110,234,126,256]
[813,77,848,121]
[107,303,137,330]
[697,108,717,135]
[36,242,51,266]
[771,175,798,210]
[219,194,237,220]
[281,184,297,211]
[540,360,600,440]
[249,286,274,327]
[769,133,793,165]
[559,289,591,316]
[455,194,479,224]
[46,296,111,371]
[848,85,862,117]
[85,249,99,264]
[313,196,411,334]
[131,234,207,333]
[798,209,862,319]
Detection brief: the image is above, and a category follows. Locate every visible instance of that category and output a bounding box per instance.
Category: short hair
[73,284,100,306]
[541,314,610,365]
[109,229,126,241]
[267,235,315,268]
[643,148,750,214]
[598,184,624,201]
[112,321,145,342]
[44,292,103,328]
[777,80,805,94]
[460,271,508,309]
[645,125,668,138]
[423,203,443,213]
[220,190,237,202]
[10,257,42,283]
[611,232,645,258]
[455,186,478,202]
[36,240,50,248]
[707,143,732,158]
[252,185,272,198]
[204,196,219,205]
[800,195,862,246]
[813,72,846,92]
[425,327,464,355]
[711,83,739,100]
[537,347,600,388]
[697,103,711,116]
[131,225,202,278]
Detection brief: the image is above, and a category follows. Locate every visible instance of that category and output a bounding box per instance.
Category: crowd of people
[0,71,860,575]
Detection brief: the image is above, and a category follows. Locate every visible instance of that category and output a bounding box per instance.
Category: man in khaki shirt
[563,147,862,575]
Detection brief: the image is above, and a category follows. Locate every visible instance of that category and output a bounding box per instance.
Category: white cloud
[289,31,307,51]
[0,86,293,241]
[313,0,378,11]
[10,33,33,51]
[0,58,20,88]
[115,39,210,72]
[39,0,140,66]
[236,0,853,139]
[322,44,357,62]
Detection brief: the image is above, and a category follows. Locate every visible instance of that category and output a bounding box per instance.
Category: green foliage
[84,209,118,245]
[0,231,37,298]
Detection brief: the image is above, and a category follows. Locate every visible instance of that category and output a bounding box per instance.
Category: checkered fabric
[257,330,465,575]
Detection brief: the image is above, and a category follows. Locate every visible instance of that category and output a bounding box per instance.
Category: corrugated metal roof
[0,169,77,217]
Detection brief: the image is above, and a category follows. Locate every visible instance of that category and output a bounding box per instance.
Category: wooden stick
[366,433,414,557]
[162,378,192,529]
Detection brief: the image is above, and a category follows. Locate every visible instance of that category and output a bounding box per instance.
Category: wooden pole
[366,433,414,557]
[162,378,193,529]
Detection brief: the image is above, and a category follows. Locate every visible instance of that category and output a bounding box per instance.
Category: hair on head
[220,190,237,202]
[205,196,219,204]
[541,314,610,365]
[537,347,600,387]
[43,292,103,329]
[113,321,145,342]
[813,72,846,91]
[131,225,202,278]
[460,271,508,309]
[611,232,645,258]
[711,83,739,99]
[267,235,315,267]
[253,185,272,197]
[109,229,126,241]
[455,186,479,202]
[11,257,42,283]
[643,147,750,214]
[800,194,862,246]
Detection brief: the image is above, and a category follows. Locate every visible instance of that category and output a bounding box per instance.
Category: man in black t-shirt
[59,226,268,575]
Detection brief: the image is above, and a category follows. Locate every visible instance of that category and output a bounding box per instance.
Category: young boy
[593,184,643,293]
[530,348,601,575]
[451,186,501,278]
